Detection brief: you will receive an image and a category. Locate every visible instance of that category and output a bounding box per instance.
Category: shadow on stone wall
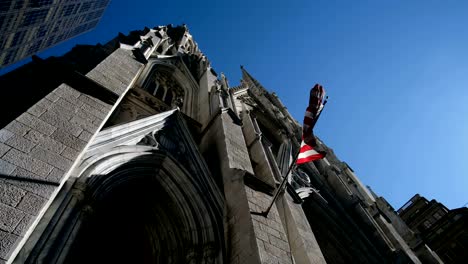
[0,44,116,129]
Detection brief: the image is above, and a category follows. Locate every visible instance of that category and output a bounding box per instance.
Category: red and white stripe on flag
[297,140,325,164]
[302,106,316,146]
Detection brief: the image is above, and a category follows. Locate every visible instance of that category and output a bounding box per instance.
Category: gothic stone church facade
[0,25,443,263]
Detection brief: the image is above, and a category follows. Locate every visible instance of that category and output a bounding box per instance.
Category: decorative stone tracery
[137,58,200,120]
[145,70,185,108]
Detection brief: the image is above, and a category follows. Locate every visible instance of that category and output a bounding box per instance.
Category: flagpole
[251,96,328,218]
[252,150,300,217]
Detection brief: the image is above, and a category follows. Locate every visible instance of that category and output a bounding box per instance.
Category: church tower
[0,25,442,263]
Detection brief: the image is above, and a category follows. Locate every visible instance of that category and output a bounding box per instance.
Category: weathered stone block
[259,222,281,239]
[16,192,46,216]
[12,214,33,237]
[92,118,103,126]
[86,49,142,94]
[40,110,83,137]
[27,98,53,117]
[4,135,35,153]
[54,84,81,99]
[50,129,87,151]
[17,113,56,136]
[46,168,65,184]
[2,149,54,177]
[256,238,265,251]
[73,110,98,125]
[256,227,269,242]
[43,104,74,121]
[70,115,99,134]
[259,249,281,264]
[87,68,127,95]
[29,146,73,171]
[0,144,10,158]
[0,160,16,175]
[77,94,111,111]
[0,178,55,199]
[266,219,283,234]
[0,130,13,143]
[78,130,94,142]
[263,243,287,261]
[81,103,107,119]
[0,230,20,260]
[4,121,30,137]
[0,184,26,208]
[45,91,59,102]
[268,234,290,252]
[24,130,66,154]
[0,203,26,233]
[60,147,80,161]
[55,97,84,112]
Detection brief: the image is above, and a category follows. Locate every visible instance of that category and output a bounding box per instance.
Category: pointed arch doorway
[19,111,224,264]
[67,153,222,264]
[66,159,215,263]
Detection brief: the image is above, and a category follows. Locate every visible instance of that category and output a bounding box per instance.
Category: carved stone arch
[21,145,225,264]
[65,147,223,264]
[138,59,200,120]
[20,111,224,264]
[24,145,224,264]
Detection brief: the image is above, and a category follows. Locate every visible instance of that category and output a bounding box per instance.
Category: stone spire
[240,65,267,92]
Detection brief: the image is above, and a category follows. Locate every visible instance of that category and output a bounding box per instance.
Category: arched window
[137,63,194,117]
[146,81,157,95]
[155,85,165,100]
[164,88,173,105]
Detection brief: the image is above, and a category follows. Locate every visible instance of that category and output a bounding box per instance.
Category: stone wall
[200,110,261,264]
[0,48,143,263]
[247,187,293,264]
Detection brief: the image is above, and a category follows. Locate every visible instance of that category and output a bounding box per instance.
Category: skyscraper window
[0,0,111,67]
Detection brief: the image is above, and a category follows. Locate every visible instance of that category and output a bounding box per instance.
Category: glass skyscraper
[0,0,110,67]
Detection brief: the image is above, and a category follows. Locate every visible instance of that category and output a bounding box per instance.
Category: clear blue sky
[2,0,467,210]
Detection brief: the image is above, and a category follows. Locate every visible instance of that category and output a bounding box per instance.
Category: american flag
[297,84,327,165]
